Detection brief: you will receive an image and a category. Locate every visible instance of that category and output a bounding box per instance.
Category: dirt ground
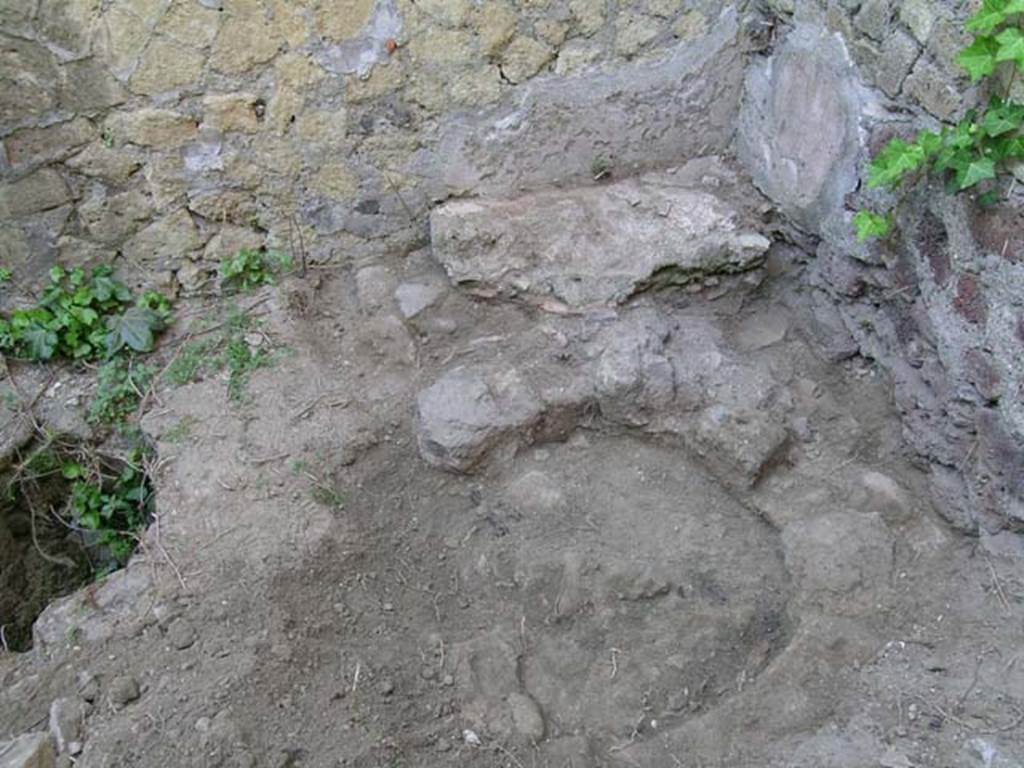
[2,226,1024,767]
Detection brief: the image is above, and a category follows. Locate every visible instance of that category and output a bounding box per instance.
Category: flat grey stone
[395,282,445,319]
[431,174,769,307]
[737,24,862,234]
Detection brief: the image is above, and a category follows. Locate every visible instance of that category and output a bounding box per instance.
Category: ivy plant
[62,449,153,565]
[0,266,170,361]
[219,249,293,293]
[856,0,1024,240]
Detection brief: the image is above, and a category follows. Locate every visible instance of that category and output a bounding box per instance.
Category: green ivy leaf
[868,138,927,189]
[978,189,1003,207]
[917,130,943,156]
[957,157,997,189]
[23,326,58,360]
[996,26,1024,68]
[854,210,893,241]
[960,36,1000,81]
[106,307,162,354]
[966,0,1024,33]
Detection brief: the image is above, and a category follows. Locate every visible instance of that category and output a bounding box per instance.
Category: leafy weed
[219,249,293,293]
[857,2,1024,239]
[0,266,168,361]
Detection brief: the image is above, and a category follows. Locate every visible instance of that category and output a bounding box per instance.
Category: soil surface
[2,219,1024,767]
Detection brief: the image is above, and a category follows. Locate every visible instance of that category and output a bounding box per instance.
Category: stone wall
[739,0,1024,534]
[0,0,748,296]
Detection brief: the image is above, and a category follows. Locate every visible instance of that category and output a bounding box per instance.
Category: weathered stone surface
[202,93,261,133]
[615,12,662,57]
[853,0,891,41]
[477,3,517,56]
[899,0,937,43]
[673,10,708,40]
[4,119,96,171]
[690,404,789,488]
[95,7,152,76]
[502,470,568,515]
[202,225,265,261]
[36,0,97,55]
[108,675,140,708]
[157,1,223,47]
[438,10,744,194]
[0,732,56,768]
[79,189,152,244]
[0,169,72,218]
[499,36,552,82]
[737,23,861,234]
[408,28,476,66]
[569,0,605,36]
[873,29,919,97]
[0,37,59,126]
[395,282,445,318]
[33,566,153,649]
[66,142,143,182]
[105,109,199,148]
[122,209,205,267]
[903,55,961,121]
[210,15,282,74]
[430,173,769,307]
[129,38,206,95]
[59,58,127,112]
[416,366,545,472]
[310,162,361,201]
[0,401,34,473]
[315,0,375,41]
[48,699,84,756]
[594,311,676,426]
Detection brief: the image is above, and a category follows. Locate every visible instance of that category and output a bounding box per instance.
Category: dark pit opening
[0,436,155,652]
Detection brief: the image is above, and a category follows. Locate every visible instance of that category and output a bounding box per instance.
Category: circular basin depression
[448,434,794,751]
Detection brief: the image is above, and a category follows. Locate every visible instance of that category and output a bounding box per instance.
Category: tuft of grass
[164,339,215,386]
[224,337,271,403]
[163,307,281,404]
[311,482,345,510]
[88,358,157,430]
[162,416,196,444]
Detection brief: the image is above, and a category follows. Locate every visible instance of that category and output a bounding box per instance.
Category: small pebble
[108,675,140,707]
[377,679,395,696]
[435,739,452,753]
[167,619,197,650]
[441,674,454,687]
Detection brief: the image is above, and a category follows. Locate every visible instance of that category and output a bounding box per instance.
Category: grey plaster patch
[435,9,744,196]
[736,23,863,235]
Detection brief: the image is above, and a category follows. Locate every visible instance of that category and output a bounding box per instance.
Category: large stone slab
[736,24,863,235]
[430,172,771,307]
